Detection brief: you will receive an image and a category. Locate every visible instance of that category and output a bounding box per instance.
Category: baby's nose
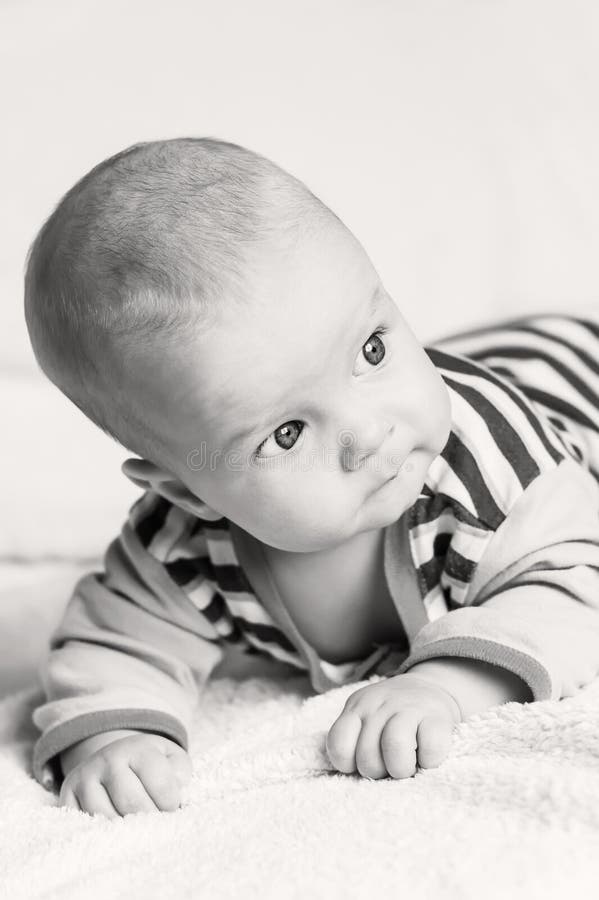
[338,418,393,472]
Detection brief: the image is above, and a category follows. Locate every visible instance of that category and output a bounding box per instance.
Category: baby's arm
[393,458,599,704]
[32,492,225,800]
[328,459,599,780]
[406,656,532,718]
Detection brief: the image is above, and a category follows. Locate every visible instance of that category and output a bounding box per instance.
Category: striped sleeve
[31,491,225,793]
[405,347,570,618]
[396,458,599,702]
[428,312,599,481]
[394,349,599,702]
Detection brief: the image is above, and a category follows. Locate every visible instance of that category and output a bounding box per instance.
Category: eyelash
[254,325,390,457]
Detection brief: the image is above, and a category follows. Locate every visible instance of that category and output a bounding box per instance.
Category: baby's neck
[254,522,401,664]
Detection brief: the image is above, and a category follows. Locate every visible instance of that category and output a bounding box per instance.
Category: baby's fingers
[326,710,362,774]
[160,741,193,790]
[129,752,186,813]
[97,762,163,817]
[416,714,454,770]
[379,712,419,779]
[59,776,121,820]
[58,781,81,812]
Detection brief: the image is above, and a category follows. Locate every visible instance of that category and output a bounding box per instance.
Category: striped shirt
[32,311,599,792]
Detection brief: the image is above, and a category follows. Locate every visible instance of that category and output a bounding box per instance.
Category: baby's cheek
[422,375,451,453]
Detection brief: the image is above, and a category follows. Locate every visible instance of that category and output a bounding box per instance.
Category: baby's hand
[325,673,461,780]
[59,733,193,819]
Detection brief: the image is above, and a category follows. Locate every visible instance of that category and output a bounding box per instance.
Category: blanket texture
[2,669,599,899]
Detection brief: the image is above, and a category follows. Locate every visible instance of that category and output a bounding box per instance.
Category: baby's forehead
[169,275,380,400]
[149,322,291,450]
[147,231,381,441]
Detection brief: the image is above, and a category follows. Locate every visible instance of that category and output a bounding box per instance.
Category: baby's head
[24,137,450,552]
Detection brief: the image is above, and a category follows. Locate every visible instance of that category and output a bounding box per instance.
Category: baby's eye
[256,421,304,458]
[355,328,388,372]
[255,327,389,459]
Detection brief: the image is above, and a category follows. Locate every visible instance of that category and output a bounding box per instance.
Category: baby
[24,137,599,819]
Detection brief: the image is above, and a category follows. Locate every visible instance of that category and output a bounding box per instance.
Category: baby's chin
[249,515,360,553]
[255,492,413,553]
[356,488,414,533]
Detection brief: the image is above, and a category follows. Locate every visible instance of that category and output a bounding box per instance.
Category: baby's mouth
[370,469,400,495]
[371,449,413,493]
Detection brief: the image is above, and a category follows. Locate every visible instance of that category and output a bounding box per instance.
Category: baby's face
[139,219,451,552]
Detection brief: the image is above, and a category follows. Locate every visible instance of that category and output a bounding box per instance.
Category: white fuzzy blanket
[2,670,599,899]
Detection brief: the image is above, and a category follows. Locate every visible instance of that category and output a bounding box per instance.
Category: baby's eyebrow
[224,283,384,450]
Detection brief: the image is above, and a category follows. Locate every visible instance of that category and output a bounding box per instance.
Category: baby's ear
[121,457,224,520]
[121,457,161,491]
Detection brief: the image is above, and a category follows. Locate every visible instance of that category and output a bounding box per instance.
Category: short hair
[24,137,331,475]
